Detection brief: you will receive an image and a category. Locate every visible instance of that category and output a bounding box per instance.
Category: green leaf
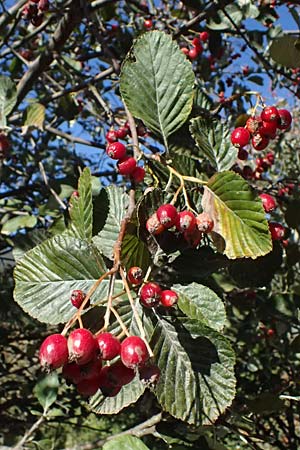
[34,373,59,411]
[13,235,106,324]
[24,102,45,130]
[103,435,150,450]
[12,229,49,262]
[202,171,272,259]
[68,168,93,242]
[152,317,236,425]
[61,55,82,72]
[121,232,151,272]
[90,373,145,415]
[174,282,226,332]
[190,116,237,172]
[93,185,129,259]
[207,4,243,30]
[120,31,194,148]
[1,214,37,235]
[269,35,300,68]
[0,75,17,126]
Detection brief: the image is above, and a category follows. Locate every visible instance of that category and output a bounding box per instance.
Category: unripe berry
[261,106,279,123]
[156,204,178,228]
[277,109,292,130]
[117,156,137,175]
[39,334,69,371]
[146,212,165,235]
[127,266,143,285]
[259,193,277,212]
[70,289,87,309]
[231,127,250,148]
[160,289,178,307]
[251,133,269,151]
[120,336,149,369]
[140,282,162,308]
[176,210,196,233]
[269,222,286,241]
[196,212,214,233]
[130,166,145,183]
[68,328,97,365]
[106,142,127,160]
[96,332,121,360]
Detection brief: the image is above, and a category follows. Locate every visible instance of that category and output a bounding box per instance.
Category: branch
[45,125,106,150]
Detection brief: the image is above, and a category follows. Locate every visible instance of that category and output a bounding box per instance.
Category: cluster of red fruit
[231,106,292,158]
[39,328,157,397]
[181,31,209,60]
[146,204,214,248]
[105,125,145,184]
[240,151,275,181]
[0,133,10,160]
[22,0,49,27]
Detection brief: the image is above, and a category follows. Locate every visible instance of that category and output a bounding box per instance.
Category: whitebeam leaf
[202,171,272,259]
[190,116,238,171]
[13,235,106,324]
[120,31,194,148]
[103,435,150,450]
[152,317,236,425]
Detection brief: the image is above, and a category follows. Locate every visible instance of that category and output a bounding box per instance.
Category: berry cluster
[146,204,214,248]
[39,329,157,397]
[231,106,292,158]
[181,31,209,60]
[240,152,275,180]
[22,0,49,27]
[105,125,145,183]
[0,133,10,160]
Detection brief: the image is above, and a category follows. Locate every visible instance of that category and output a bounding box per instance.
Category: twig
[45,125,105,150]
[125,104,141,159]
[12,412,46,450]
[39,161,67,210]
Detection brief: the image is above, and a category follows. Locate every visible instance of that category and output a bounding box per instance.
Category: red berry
[192,37,203,54]
[106,142,127,160]
[251,133,269,151]
[258,121,277,139]
[0,134,10,155]
[269,222,286,241]
[237,148,248,160]
[62,362,82,384]
[176,211,196,233]
[77,377,100,396]
[96,332,121,360]
[127,266,143,285]
[231,127,250,148]
[259,193,277,212]
[71,190,79,198]
[266,152,275,164]
[70,289,87,309]
[117,156,137,175]
[188,47,199,60]
[120,336,149,369]
[261,106,279,123]
[130,166,145,183]
[109,360,135,386]
[199,31,209,42]
[160,289,178,307]
[183,228,203,247]
[31,14,43,26]
[144,19,153,29]
[106,130,118,143]
[140,282,162,308]
[67,328,97,365]
[266,328,275,338]
[246,116,261,134]
[146,213,165,235]
[157,204,178,228]
[277,109,292,130]
[196,212,214,233]
[98,366,121,397]
[38,0,49,11]
[115,126,128,139]
[181,47,189,55]
[39,334,69,371]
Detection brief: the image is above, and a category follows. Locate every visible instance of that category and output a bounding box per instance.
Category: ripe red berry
[266,152,275,164]
[176,211,196,233]
[140,282,162,308]
[130,166,145,183]
[127,266,143,285]
[106,142,127,160]
[231,127,250,148]
[67,328,97,365]
[157,204,178,228]
[261,106,279,123]
[0,134,10,158]
[96,332,121,360]
[146,213,165,235]
[144,19,153,29]
[108,360,135,386]
[106,130,118,143]
[183,228,203,247]
[181,47,189,55]
[251,133,269,151]
[259,193,277,212]
[77,377,101,396]
[269,222,286,241]
[245,116,261,134]
[70,290,87,309]
[120,336,149,369]
[192,37,203,54]
[160,289,178,307]
[188,47,199,60]
[98,366,121,397]
[115,126,128,139]
[258,121,277,139]
[242,165,254,179]
[196,212,214,233]
[39,334,69,371]
[277,109,292,130]
[117,156,137,175]
[266,328,275,338]
[199,31,209,42]
[62,362,82,384]
[237,148,248,160]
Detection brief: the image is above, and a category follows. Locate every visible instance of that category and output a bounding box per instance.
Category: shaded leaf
[103,435,150,450]
[120,31,194,148]
[0,75,17,126]
[68,168,93,242]
[121,232,151,272]
[270,35,300,68]
[202,171,272,259]
[34,373,59,411]
[24,102,45,130]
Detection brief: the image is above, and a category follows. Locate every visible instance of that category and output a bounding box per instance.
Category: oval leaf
[120,31,194,148]
[202,171,272,259]
[270,35,300,68]
[24,102,45,130]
